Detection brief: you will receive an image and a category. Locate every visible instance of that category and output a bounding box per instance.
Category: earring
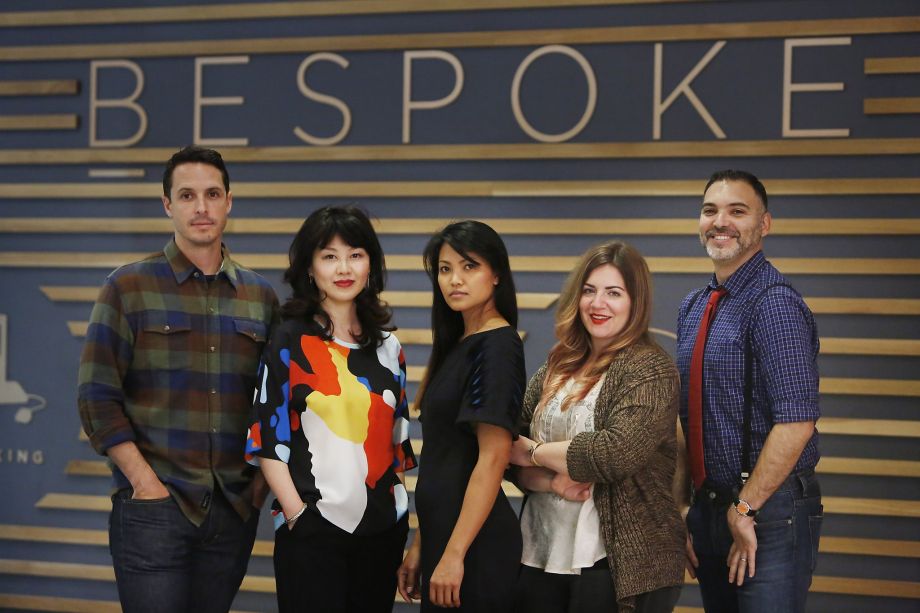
[308,274,315,286]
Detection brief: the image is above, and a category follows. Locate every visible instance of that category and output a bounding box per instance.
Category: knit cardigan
[520,342,685,611]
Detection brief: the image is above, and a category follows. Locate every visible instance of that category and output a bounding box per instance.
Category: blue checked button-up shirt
[676,251,820,488]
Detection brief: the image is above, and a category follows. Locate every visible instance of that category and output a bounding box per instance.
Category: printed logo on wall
[0,314,46,424]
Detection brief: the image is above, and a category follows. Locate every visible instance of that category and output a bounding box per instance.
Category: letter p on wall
[402,50,464,144]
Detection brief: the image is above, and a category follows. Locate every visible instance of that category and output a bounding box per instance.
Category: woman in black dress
[397,220,525,611]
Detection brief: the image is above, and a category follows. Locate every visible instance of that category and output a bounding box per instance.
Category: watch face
[736,500,752,515]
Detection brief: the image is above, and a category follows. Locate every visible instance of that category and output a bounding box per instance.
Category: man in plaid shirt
[78,145,278,612]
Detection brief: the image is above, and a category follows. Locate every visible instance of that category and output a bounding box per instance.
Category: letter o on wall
[511,45,597,143]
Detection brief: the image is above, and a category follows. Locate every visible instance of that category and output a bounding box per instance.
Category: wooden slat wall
[1,3,917,612]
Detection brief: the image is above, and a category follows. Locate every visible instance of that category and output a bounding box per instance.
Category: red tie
[688,287,727,489]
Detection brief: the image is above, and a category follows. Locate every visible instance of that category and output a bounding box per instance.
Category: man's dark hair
[162,145,230,199]
[704,169,768,211]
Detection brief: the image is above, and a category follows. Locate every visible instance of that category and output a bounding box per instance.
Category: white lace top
[520,376,608,574]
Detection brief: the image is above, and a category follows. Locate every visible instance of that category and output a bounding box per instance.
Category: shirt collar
[163,239,240,290]
[706,250,766,296]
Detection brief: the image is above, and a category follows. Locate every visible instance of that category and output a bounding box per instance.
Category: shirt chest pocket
[135,312,192,371]
[229,318,268,379]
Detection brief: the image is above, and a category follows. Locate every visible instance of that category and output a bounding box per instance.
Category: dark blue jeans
[109,488,259,613]
[686,470,823,613]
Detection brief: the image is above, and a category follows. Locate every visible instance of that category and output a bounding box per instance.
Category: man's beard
[700,229,760,262]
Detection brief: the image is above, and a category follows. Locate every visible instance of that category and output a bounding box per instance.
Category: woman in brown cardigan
[509,240,685,613]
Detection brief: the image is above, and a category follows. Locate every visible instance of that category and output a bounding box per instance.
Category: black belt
[694,468,816,507]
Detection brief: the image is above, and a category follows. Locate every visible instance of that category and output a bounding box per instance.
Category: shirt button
[163,325,170,332]
[211,428,217,433]
[210,388,217,395]
[194,272,200,278]
[709,491,717,500]
[209,307,216,313]
[209,346,216,352]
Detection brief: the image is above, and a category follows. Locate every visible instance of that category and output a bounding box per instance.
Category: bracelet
[529,441,544,467]
[285,502,308,527]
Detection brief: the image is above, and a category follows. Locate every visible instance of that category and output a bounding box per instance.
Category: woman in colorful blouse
[508,240,685,613]
[246,206,416,613]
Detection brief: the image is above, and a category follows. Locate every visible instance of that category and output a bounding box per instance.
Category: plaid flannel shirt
[78,239,278,525]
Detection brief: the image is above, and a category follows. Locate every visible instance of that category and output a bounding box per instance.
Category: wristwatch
[732,497,758,518]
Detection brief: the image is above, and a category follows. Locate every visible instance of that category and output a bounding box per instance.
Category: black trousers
[273,510,409,613]
[516,561,681,613]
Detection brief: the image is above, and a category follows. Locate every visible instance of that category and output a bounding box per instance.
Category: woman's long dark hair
[281,205,393,347]
[416,220,518,405]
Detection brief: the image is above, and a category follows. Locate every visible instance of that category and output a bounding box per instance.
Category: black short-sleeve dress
[414,326,526,612]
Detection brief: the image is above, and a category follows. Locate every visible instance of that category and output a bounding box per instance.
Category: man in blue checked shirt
[675,169,821,613]
[78,146,278,613]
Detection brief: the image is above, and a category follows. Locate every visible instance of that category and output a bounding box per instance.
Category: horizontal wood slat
[64,460,108,477]
[820,377,920,397]
[64,451,920,480]
[0,559,113,581]
[0,115,77,130]
[52,285,559,314]
[0,558,273,594]
[805,298,920,316]
[0,593,260,613]
[2,557,916,599]
[681,573,920,599]
[43,286,556,308]
[824,496,920,518]
[864,97,920,115]
[10,252,920,274]
[820,338,920,356]
[819,536,920,559]
[2,17,918,62]
[0,594,122,613]
[5,217,920,236]
[0,80,79,96]
[0,524,107,546]
[819,418,920,438]
[69,324,920,355]
[45,287,920,317]
[3,525,918,559]
[35,491,920,517]
[35,494,110,512]
[808,575,920,599]
[865,56,920,74]
[5,178,920,198]
[1,144,920,166]
[817,457,920,478]
[0,1,701,27]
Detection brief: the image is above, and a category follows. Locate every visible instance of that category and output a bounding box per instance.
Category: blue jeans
[686,470,823,613]
[109,487,259,613]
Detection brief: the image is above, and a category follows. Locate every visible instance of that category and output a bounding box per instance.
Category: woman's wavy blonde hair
[538,240,654,413]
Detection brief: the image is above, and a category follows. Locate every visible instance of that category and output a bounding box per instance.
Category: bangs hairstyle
[281,205,393,347]
[540,240,654,412]
[416,220,518,406]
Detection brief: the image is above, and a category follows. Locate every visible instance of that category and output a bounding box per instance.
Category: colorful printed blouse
[246,319,416,535]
